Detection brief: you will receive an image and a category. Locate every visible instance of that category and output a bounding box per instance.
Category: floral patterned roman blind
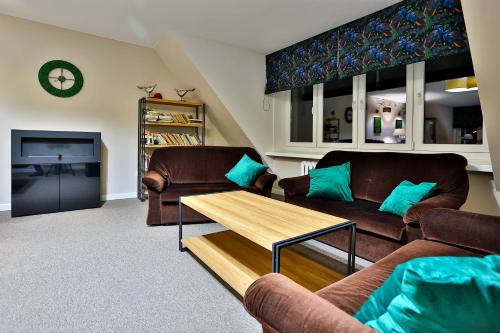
[265,0,469,94]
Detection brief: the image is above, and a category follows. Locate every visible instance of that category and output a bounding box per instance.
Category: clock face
[38,60,83,97]
[345,107,353,123]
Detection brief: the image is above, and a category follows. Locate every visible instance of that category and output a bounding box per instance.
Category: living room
[1,0,499,332]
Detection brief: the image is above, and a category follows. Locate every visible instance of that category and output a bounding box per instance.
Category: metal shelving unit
[137,97,206,201]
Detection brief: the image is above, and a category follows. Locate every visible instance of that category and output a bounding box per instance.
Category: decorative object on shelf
[137,97,206,201]
[38,60,84,97]
[137,84,157,97]
[344,106,353,123]
[175,88,196,101]
[373,116,382,134]
[383,107,392,113]
[153,92,163,99]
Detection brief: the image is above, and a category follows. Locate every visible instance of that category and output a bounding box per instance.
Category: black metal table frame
[178,199,357,276]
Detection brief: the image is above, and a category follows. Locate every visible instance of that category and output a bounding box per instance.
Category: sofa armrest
[142,170,169,192]
[278,175,309,198]
[403,193,465,224]
[420,208,500,254]
[255,173,277,191]
[244,273,375,333]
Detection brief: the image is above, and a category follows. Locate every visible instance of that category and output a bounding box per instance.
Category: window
[413,51,488,152]
[289,85,314,144]
[318,78,355,146]
[357,64,414,150]
[364,65,408,144]
[423,53,482,145]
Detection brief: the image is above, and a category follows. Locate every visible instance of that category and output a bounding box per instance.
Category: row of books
[145,131,202,146]
[145,110,201,124]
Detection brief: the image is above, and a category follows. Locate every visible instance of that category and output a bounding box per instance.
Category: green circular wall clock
[38,60,84,97]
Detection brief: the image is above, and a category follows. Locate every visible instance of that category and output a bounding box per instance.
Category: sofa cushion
[356,255,500,333]
[307,162,354,202]
[379,180,437,217]
[315,240,478,316]
[315,151,468,203]
[225,154,268,187]
[160,183,240,203]
[289,197,405,241]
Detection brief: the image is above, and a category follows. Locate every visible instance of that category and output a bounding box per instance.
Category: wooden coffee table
[178,191,356,296]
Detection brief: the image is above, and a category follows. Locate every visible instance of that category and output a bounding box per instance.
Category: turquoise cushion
[225,154,268,187]
[379,180,437,217]
[355,255,500,333]
[307,162,353,202]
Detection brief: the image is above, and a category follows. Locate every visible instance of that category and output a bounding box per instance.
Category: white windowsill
[266,151,493,173]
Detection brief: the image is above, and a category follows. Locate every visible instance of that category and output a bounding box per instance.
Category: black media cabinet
[11,130,101,217]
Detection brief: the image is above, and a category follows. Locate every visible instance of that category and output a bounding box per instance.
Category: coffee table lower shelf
[182,230,345,297]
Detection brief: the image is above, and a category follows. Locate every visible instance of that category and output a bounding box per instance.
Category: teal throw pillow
[307,162,353,202]
[225,154,268,187]
[379,180,437,217]
[355,255,500,333]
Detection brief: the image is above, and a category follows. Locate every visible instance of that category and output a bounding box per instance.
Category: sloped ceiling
[462,0,500,189]
[0,0,400,53]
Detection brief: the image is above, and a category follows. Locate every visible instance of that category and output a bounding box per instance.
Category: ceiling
[0,0,400,54]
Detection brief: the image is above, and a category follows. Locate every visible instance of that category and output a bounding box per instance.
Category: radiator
[300,160,318,176]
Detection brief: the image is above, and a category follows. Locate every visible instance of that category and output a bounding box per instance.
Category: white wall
[462,0,500,189]
[0,15,227,209]
[166,33,273,164]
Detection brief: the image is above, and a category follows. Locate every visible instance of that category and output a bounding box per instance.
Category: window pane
[290,85,314,143]
[365,65,407,144]
[424,52,482,144]
[322,78,353,143]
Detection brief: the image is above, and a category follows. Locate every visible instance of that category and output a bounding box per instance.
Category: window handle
[417,92,423,104]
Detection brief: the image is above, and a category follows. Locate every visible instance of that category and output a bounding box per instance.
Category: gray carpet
[0,199,260,333]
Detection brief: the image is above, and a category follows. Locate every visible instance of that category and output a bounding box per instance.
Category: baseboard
[0,192,138,212]
[101,192,137,201]
[0,203,11,212]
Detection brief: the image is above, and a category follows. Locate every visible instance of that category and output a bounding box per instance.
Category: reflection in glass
[290,86,314,143]
[365,65,407,144]
[322,78,353,143]
[424,52,482,144]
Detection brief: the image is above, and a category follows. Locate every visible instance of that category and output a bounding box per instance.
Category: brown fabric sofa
[142,146,277,225]
[279,151,469,262]
[244,208,500,333]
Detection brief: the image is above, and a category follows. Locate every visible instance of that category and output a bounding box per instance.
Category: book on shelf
[144,130,201,146]
[145,109,197,124]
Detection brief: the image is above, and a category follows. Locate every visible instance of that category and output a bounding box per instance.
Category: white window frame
[412,61,489,153]
[358,64,414,151]
[285,87,317,148]
[316,77,359,149]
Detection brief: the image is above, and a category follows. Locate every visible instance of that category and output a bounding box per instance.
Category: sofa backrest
[148,146,264,184]
[316,151,468,203]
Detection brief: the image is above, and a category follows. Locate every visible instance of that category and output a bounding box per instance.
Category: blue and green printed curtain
[265,0,468,94]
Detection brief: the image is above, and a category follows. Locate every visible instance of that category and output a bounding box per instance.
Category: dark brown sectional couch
[142,146,277,225]
[244,208,500,333]
[279,151,469,262]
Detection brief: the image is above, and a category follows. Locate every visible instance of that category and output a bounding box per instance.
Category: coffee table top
[181,190,349,251]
